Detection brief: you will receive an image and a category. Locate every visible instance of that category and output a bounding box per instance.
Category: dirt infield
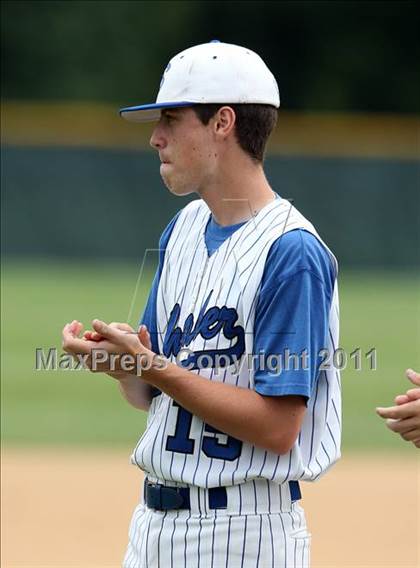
[1,449,419,568]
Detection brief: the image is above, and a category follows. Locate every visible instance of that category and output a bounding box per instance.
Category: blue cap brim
[119,101,194,123]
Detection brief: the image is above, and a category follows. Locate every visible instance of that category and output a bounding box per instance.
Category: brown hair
[192,104,278,163]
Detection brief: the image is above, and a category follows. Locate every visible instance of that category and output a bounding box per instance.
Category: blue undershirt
[141,204,335,400]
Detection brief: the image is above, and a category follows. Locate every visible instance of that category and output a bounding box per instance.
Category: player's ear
[214,106,236,138]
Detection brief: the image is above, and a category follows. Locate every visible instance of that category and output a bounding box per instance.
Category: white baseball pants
[123,479,310,568]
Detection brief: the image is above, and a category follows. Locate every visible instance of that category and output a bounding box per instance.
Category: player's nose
[149,123,166,150]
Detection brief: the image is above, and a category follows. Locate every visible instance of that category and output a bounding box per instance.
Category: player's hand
[62,319,154,375]
[84,321,153,377]
[376,369,420,449]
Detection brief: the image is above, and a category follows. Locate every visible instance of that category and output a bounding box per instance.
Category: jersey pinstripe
[130,196,341,488]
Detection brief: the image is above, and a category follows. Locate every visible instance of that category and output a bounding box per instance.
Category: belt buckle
[146,481,164,510]
[145,481,185,511]
[165,487,185,510]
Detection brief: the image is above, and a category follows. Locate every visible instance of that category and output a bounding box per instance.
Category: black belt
[144,480,227,511]
[144,479,301,511]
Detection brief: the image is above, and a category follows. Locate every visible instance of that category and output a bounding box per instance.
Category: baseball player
[62,41,342,567]
[377,368,420,448]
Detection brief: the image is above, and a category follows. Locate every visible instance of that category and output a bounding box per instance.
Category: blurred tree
[1,0,419,112]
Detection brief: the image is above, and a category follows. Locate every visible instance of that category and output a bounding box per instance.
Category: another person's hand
[376,369,420,449]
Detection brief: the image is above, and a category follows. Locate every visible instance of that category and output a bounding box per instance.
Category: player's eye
[163,112,177,123]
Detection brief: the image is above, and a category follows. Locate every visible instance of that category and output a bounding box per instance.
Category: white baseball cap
[120,40,280,123]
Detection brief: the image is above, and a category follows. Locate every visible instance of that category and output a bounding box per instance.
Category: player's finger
[62,325,91,354]
[62,322,77,341]
[404,388,420,401]
[110,322,134,332]
[83,330,103,341]
[69,320,84,336]
[144,326,152,345]
[62,321,76,336]
[386,416,420,434]
[394,389,420,405]
[92,319,123,343]
[376,401,419,420]
[413,438,420,448]
[399,428,420,442]
[92,318,111,334]
[138,325,152,350]
[406,369,420,386]
[62,322,71,333]
[395,394,410,405]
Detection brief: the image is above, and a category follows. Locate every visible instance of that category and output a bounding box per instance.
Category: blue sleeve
[253,229,335,400]
[139,211,180,354]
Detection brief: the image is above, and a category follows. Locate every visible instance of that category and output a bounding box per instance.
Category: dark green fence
[2,145,419,268]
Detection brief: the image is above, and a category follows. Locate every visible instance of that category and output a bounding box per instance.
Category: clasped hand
[62,319,154,375]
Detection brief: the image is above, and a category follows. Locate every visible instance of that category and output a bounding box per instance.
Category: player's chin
[161,174,196,197]
[169,187,196,197]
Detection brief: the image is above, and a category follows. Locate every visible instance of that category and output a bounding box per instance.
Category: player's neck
[198,159,276,227]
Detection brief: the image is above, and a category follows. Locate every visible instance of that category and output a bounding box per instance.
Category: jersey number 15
[166,401,242,461]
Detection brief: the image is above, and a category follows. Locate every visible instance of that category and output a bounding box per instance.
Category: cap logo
[159,62,172,88]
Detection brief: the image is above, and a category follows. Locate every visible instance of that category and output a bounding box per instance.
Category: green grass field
[2,260,419,450]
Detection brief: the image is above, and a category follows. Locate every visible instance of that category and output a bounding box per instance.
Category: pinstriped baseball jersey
[130,196,341,487]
